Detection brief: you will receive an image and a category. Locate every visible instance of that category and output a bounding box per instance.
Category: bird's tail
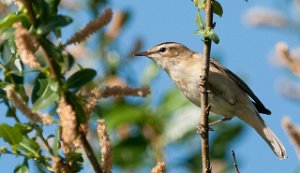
[238,112,288,159]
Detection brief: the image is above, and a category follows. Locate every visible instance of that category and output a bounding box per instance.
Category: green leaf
[66,93,86,123]
[158,89,189,116]
[32,82,59,111]
[14,163,29,173]
[18,137,41,158]
[212,124,244,158]
[37,15,73,35]
[5,106,16,118]
[197,0,205,8]
[66,152,83,172]
[5,73,23,85]
[0,124,23,145]
[31,73,47,103]
[66,68,97,92]
[46,0,60,14]
[1,28,15,41]
[213,1,223,17]
[14,123,33,135]
[62,52,75,72]
[32,91,59,111]
[0,13,25,30]
[207,29,220,44]
[0,87,6,99]
[14,58,23,72]
[195,12,204,29]
[52,126,60,157]
[193,29,206,35]
[113,135,148,167]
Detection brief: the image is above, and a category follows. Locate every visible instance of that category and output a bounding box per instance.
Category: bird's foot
[197,125,214,137]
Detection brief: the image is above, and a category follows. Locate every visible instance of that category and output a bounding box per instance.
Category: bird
[134,42,287,159]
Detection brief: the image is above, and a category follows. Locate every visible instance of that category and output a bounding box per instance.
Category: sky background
[1,0,300,172]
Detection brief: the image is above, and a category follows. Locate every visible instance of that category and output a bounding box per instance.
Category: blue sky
[1,0,299,172]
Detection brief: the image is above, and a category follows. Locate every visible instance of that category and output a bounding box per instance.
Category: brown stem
[37,39,62,80]
[80,132,103,173]
[231,150,240,173]
[20,0,36,25]
[199,0,213,172]
[35,126,54,156]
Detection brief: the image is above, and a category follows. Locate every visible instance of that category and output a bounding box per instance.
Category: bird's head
[134,42,193,62]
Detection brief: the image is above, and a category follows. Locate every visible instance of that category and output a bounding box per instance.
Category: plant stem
[231,150,240,173]
[199,0,213,172]
[80,131,103,173]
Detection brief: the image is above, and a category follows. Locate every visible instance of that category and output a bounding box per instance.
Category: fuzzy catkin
[65,8,112,45]
[4,85,53,124]
[151,162,165,173]
[97,119,112,173]
[14,22,41,69]
[56,98,78,152]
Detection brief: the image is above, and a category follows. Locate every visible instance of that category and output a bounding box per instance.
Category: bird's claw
[197,125,214,137]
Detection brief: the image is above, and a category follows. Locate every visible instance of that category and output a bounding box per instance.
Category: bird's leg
[209,117,232,126]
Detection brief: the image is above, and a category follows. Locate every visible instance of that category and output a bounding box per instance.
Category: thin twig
[19,0,36,25]
[199,0,214,172]
[80,131,103,173]
[35,126,54,156]
[231,150,240,173]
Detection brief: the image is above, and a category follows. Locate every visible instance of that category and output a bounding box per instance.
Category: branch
[80,131,103,173]
[231,150,240,173]
[199,0,214,172]
[19,0,36,25]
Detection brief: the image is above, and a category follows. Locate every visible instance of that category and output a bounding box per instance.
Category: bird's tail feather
[238,113,288,159]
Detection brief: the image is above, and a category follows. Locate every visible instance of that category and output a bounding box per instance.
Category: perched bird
[134,42,287,159]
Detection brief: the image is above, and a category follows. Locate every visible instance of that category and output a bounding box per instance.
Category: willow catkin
[56,98,78,152]
[65,8,112,45]
[4,85,53,124]
[97,119,112,173]
[13,22,41,69]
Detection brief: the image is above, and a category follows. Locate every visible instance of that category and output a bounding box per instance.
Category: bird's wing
[210,59,271,115]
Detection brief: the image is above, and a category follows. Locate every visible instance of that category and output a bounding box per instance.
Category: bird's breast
[166,60,239,117]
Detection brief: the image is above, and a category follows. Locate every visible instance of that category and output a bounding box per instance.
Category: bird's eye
[159,47,166,52]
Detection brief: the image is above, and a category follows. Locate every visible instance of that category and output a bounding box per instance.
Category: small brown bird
[135,42,287,159]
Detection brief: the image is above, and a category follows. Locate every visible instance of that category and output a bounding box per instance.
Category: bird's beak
[134,51,149,57]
